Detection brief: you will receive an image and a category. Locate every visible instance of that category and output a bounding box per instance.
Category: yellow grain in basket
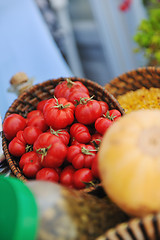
[117,87,160,113]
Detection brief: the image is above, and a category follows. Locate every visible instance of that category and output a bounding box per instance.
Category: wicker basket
[97,212,160,240]
[98,66,160,240]
[105,66,160,98]
[2,76,124,184]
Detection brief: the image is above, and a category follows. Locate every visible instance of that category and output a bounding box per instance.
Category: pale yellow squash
[98,109,160,217]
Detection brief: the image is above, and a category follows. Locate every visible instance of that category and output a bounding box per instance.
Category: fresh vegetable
[36,99,48,112]
[75,97,102,125]
[43,97,75,129]
[95,110,121,135]
[36,167,59,182]
[73,168,93,189]
[27,110,48,132]
[3,79,122,190]
[59,165,75,187]
[54,78,89,100]
[33,132,67,168]
[8,130,27,157]
[99,109,160,217]
[19,151,41,178]
[99,101,109,115]
[67,144,97,169]
[23,126,42,145]
[3,113,27,140]
[49,127,70,146]
[70,123,91,144]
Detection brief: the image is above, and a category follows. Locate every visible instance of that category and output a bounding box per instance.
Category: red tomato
[95,117,112,135]
[8,136,26,157]
[43,97,75,129]
[19,151,39,169]
[75,97,102,125]
[23,126,42,145]
[49,127,70,146]
[16,130,26,145]
[54,78,89,100]
[19,151,41,178]
[73,168,93,189]
[70,123,91,144]
[27,111,48,132]
[67,144,97,169]
[23,162,42,179]
[36,168,59,182]
[109,109,121,120]
[3,114,27,140]
[37,99,48,112]
[70,137,81,146]
[68,91,90,105]
[99,101,109,116]
[59,165,75,187]
[95,110,121,135]
[90,132,103,149]
[27,110,43,119]
[33,132,67,168]
[91,153,100,179]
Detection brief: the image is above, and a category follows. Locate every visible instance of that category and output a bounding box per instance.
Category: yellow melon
[98,109,160,217]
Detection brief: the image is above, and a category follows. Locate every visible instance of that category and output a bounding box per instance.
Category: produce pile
[3,79,121,190]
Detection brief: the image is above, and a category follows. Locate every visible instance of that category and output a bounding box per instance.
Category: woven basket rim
[110,66,160,81]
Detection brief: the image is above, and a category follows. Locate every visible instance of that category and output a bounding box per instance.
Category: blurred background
[35,0,148,85]
[1,0,159,118]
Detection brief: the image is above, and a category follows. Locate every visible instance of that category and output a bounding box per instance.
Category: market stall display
[1,66,160,240]
[2,76,123,191]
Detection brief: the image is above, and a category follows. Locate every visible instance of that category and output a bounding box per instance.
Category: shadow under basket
[2,76,124,192]
[105,66,160,98]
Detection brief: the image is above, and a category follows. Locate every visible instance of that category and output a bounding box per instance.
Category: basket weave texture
[97,212,160,240]
[2,77,124,182]
[105,66,160,98]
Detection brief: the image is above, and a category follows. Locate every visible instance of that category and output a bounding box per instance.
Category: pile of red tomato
[3,79,121,189]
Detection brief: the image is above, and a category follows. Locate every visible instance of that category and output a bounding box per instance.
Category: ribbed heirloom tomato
[27,110,48,132]
[43,97,75,129]
[75,97,102,125]
[70,123,91,144]
[67,144,97,169]
[33,132,67,168]
[54,78,89,100]
[95,109,121,135]
[49,127,70,146]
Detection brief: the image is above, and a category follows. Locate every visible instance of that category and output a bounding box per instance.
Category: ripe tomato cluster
[3,79,121,189]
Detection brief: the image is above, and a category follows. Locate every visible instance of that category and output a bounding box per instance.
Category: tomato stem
[81,146,97,155]
[103,111,116,121]
[25,144,33,152]
[50,127,63,136]
[36,145,52,162]
[79,95,94,105]
[54,97,71,109]
[66,78,76,88]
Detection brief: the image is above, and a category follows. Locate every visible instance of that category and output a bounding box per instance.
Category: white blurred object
[0,115,5,163]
